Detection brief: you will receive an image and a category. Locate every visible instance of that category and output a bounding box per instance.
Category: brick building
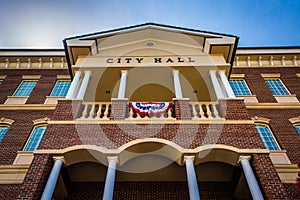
[0,23,299,199]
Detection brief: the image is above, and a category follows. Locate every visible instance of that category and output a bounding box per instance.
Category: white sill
[274,94,299,103]
[5,96,29,104]
[44,96,66,104]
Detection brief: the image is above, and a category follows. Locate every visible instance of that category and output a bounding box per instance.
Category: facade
[0,23,299,199]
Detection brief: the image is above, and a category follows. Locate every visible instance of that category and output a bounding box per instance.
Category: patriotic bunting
[130,102,172,116]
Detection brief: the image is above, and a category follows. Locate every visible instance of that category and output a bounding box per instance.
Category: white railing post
[76,71,91,100]
[41,157,64,200]
[239,156,264,200]
[172,70,183,98]
[118,70,128,99]
[66,71,81,99]
[103,156,118,200]
[184,156,201,200]
[218,70,235,98]
[209,70,225,99]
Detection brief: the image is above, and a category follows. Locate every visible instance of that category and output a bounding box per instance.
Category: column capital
[238,155,251,163]
[107,156,118,163]
[184,155,195,163]
[172,69,180,74]
[53,156,65,164]
[120,70,128,74]
[84,70,91,76]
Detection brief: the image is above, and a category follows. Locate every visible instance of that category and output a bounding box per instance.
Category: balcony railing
[79,102,111,119]
[78,102,221,120]
[190,102,220,119]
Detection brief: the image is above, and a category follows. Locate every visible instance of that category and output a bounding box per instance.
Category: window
[265,79,289,95]
[50,81,71,96]
[229,79,251,96]
[0,80,2,85]
[295,125,300,136]
[0,126,9,142]
[24,126,46,151]
[13,81,37,96]
[255,125,280,150]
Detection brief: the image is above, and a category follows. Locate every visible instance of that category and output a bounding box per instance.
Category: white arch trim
[34,140,269,166]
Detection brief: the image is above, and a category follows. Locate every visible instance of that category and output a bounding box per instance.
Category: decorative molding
[0,75,7,79]
[260,73,280,78]
[47,119,254,125]
[0,104,56,110]
[288,117,300,124]
[252,116,270,124]
[246,102,300,109]
[32,117,49,125]
[0,165,29,184]
[0,117,15,125]
[230,74,245,78]
[22,75,41,80]
[56,75,71,80]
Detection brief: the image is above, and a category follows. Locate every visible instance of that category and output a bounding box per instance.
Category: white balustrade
[190,102,220,119]
[79,102,111,119]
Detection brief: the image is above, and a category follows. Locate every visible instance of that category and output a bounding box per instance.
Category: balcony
[77,101,221,120]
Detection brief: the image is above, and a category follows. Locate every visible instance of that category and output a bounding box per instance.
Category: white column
[76,71,91,100]
[172,70,183,98]
[103,156,118,200]
[66,71,81,99]
[41,157,64,200]
[239,156,264,200]
[117,70,128,98]
[184,156,201,200]
[209,70,225,99]
[218,70,236,98]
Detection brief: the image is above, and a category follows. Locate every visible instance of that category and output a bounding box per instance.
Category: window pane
[295,125,300,136]
[265,79,289,95]
[50,81,71,96]
[0,127,9,142]
[255,125,280,150]
[229,80,251,96]
[13,81,37,96]
[24,126,46,151]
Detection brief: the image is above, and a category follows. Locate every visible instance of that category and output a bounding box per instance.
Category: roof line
[64,22,237,40]
[0,48,64,51]
[237,46,300,49]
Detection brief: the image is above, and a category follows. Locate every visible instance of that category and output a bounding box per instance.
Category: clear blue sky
[0,0,299,48]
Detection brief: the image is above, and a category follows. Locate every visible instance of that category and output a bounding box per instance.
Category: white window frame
[0,125,9,142]
[229,79,252,96]
[23,125,47,151]
[50,80,71,97]
[13,80,38,97]
[255,123,281,150]
[264,78,290,96]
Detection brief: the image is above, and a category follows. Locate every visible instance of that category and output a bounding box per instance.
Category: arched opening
[50,144,253,199]
[195,162,251,199]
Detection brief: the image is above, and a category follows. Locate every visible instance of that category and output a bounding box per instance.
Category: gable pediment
[64,23,238,68]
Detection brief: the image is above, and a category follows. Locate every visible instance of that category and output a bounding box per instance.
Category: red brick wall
[218,99,250,120]
[17,154,53,200]
[231,67,300,103]
[0,110,54,165]
[52,100,82,120]
[252,154,290,199]
[110,99,128,120]
[173,99,192,120]
[0,184,20,199]
[62,181,238,200]
[248,109,300,164]
[39,123,265,150]
[0,69,69,104]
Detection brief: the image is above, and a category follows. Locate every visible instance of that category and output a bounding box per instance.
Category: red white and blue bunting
[130,102,172,116]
